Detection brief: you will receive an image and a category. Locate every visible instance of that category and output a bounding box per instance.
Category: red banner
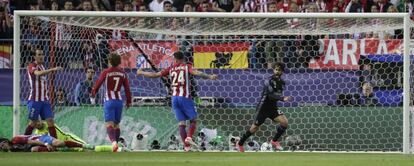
[309,39,402,70]
[108,40,178,69]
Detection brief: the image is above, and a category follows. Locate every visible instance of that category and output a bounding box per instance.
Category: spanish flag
[193,42,250,69]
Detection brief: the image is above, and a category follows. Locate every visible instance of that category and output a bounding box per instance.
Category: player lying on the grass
[0,134,94,152]
[32,121,121,152]
[237,62,292,152]
[34,121,87,145]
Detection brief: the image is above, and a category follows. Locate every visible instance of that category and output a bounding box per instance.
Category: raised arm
[136,69,162,78]
[192,70,218,80]
[33,67,63,76]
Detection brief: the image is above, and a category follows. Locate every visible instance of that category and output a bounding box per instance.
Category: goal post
[13,11,413,153]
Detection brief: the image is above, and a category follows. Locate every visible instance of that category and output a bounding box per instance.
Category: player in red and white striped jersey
[91,53,131,152]
[137,52,218,151]
[25,48,62,139]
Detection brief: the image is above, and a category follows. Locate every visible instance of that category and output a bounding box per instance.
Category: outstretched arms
[136,69,162,78]
[192,70,218,80]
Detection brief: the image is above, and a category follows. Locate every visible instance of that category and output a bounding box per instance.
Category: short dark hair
[272,62,285,72]
[164,1,172,6]
[109,53,121,67]
[0,137,11,152]
[173,52,185,61]
[184,1,193,7]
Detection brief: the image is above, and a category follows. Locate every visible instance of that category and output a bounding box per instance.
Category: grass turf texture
[1,152,413,166]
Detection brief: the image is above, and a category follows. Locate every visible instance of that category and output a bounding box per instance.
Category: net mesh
[17,14,414,152]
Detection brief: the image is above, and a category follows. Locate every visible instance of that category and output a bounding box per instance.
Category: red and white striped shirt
[161,63,193,98]
[27,62,49,101]
[92,67,132,105]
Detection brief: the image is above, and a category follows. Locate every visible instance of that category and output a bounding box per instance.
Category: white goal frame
[13,11,412,154]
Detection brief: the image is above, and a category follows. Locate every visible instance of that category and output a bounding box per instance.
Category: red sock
[34,146,52,152]
[106,126,116,142]
[48,127,57,138]
[115,128,120,141]
[179,125,187,144]
[64,141,83,148]
[24,125,34,135]
[187,120,197,138]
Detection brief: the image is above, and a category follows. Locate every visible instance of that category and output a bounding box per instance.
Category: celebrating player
[237,62,291,152]
[91,53,132,152]
[137,51,218,152]
[24,48,63,138]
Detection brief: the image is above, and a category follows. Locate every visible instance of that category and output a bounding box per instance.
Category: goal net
[13,11,414,153]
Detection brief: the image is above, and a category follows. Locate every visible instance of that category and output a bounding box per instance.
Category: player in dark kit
[91,53,132,152]
[137,51,218,152]
[237,62,291,152]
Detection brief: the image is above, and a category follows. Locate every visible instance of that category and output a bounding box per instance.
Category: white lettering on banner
[116,45,136,55]
[139,43,173,55]
[84,116,157,147]
[360,39,366,56]
[376,40,388,55]
[342,40,358,65]
[323,39,340,65]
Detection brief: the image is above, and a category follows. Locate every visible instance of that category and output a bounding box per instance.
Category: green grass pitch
[0,152,413,166]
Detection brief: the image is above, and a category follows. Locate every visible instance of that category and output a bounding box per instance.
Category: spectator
[213,0,234,12]
[115,0,124,11]
[0,1,12,39]
[29,0,40,10]
[55,88,75,106]
[149,0,171,12]
[124,1,133,11]
[138,4,149,11]
[346,0,364,12]
[278,0,291,12]
[359,82,379,106]
[74,67,96,106]
[172,0,185,11]
[334,0,347,12]
[81,0,96,11]
[397,0,413,14]
[315,0,327,12]
[50,0,59,10]
[64,0,74,10]
[163,1,173,12]
[378,0,393,12]
[200,1,210,12]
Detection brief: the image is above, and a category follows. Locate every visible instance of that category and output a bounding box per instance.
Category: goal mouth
[12,11,414,153]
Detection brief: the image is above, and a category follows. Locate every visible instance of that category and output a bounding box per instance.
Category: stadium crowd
[1,0,412,40]
[0,0,411,69]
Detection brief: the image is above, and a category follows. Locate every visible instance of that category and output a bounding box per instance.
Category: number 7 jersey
[160,63,193,98]
[92,67,132,105]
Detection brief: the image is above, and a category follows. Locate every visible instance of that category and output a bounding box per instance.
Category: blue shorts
[38,134,54,145]
[104,100,123,124]
[27,101,53,121]
[172,96,197,122]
